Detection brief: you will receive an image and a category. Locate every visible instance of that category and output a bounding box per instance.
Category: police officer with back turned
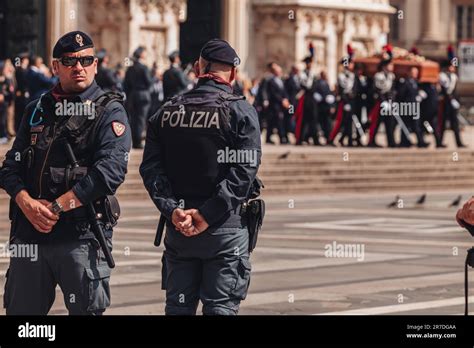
[140,39,262,315]
[0,31,131,315]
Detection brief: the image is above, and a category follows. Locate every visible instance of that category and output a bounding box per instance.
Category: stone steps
[1,144,474,201]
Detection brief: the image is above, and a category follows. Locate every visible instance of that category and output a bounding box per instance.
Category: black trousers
[128,91,151,147]
[439,99,463,147]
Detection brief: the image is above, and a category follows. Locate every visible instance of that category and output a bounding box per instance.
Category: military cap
[53,31,94,58]
[200,39,240,67]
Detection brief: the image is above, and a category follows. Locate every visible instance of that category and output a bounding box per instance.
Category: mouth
[72,75,86,81]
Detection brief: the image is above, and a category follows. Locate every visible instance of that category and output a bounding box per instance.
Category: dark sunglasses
[59,55,95,67]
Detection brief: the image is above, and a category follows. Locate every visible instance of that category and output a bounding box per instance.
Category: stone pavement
[0,191,471,315]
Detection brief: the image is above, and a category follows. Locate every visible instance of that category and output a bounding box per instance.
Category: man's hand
[15,190,59,233]
[179,209,209,237]
[282,98,290,109]
[172,208,193,232]
[457,197,474,227]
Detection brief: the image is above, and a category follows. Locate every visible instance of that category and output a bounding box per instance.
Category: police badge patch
[75,34,84,47]
[112,121,126,137]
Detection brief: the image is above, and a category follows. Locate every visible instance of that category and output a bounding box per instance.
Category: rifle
[63,140,115,268]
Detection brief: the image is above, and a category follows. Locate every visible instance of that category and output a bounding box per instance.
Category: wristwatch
[51,200,64,215]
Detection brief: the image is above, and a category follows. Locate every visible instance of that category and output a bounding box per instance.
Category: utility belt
[65,195,121,229]
[18,155,121,228]
[9,194,120,229]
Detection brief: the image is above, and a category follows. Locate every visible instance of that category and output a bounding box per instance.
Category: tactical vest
[22,91,124,201]
[153,90,244,200]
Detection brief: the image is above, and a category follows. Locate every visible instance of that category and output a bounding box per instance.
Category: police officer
[0,31,131,315]
[140,39,261,315]
[162,50,190,101]
[124,46,153,149]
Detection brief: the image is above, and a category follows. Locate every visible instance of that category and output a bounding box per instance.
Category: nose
[72,60,84,70]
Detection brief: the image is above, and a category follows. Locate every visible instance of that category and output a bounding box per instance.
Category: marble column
[420,0,440,41]
[222,0,250,71]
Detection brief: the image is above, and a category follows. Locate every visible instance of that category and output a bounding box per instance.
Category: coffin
[354,58,440,83]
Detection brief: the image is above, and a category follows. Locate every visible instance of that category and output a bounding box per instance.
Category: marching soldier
[438,46,465,148]
[330,57,356,146]
[396,67,429,148]
[295,55,318,145]
[420,80,443,147]
[368,59,396,148]
[312,70,334,145]
[353,63,370,145]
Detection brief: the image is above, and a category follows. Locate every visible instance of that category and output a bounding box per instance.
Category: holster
[242,198,265,253]
[468,248,474,268]
[94,195,121,228]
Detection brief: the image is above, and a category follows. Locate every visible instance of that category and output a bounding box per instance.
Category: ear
[229,67,236,83]
[51,60,59,76]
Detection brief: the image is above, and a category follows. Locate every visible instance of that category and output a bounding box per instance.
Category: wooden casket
[354,57,440,83]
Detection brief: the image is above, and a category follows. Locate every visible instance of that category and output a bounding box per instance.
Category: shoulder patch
[112,121,126,137]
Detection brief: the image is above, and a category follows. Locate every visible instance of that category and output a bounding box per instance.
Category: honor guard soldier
[295,52,319,145]
[396,67,429,148]
[330,55,357,146]
[368,58,397,148]
[420,80,442,147]
[0,31,131,315]
[353,63,370,144]
[438,45,465,148]
[312,70,334,145]
[140,39,262,315]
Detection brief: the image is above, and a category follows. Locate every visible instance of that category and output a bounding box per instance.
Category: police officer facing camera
[140,39,262,315]
[0,31,131,315]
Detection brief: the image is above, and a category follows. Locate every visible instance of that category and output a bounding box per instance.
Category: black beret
[53,31,94,58]
[200,39,240,66]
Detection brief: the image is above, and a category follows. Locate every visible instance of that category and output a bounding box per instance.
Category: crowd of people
[0,44,465,149]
